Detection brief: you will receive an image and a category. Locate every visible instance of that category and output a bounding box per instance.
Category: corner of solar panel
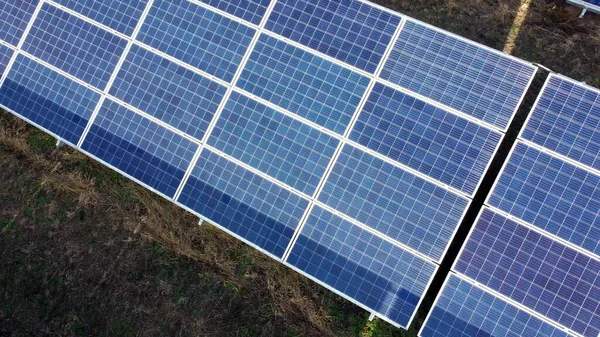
[2,0,598,334]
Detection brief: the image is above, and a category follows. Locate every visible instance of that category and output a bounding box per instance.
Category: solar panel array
[421,74,600,337]
[0,0,537,328]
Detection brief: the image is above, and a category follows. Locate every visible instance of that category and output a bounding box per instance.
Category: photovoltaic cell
[351,83,502,195]
[319,145,469,261]
[177,149,310,258]
[110,45,228,141]
[489,142,600,256]
[0,44,14,78]
[288,206,436,327]
[196,0,271,25]
[22,3,127,90]
[266,0,401,73]
[522,74,600,172]
[381,20,536,130]
[0,0,39,47]
[208,91,339,195]
[51,0,149,36]
[582,0,600,5]
[456,207,600,337]
[238,34,370,135]
[420,274,572,337]
[137,0,256,83]
[81,99,198,198]
[0,54,100,145]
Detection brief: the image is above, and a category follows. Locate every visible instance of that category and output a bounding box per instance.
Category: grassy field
[1,1,599,336]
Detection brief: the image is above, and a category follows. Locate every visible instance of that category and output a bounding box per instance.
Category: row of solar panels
[421,74,600,337]
[0,0,597,334]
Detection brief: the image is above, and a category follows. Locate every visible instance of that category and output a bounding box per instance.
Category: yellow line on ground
[504,0,532,54]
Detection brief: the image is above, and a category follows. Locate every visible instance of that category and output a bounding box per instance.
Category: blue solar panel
[51,0,148,36]
[351,83,502,195]
[208,91,339,195]
[489,142,600,255]
[81,99,198,198]
[110,44,228,141]
[318,145,469,260]
[420,274,572,337]
[137,0,256,83]
[22,3,127,90]
[381,20,536,130]
[0,0,39,47]
[455,207,600,337]
[238,34,370,135]
[582,0,600,5]
[177,149,310,258]
[266,0,401,73]
[0,54,100,144]
[0,44,14,78]
[522,74,600,172]
[196,0,271,25]
[288,206,436,327]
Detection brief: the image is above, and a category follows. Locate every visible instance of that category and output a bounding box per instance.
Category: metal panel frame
[566,0,600,14]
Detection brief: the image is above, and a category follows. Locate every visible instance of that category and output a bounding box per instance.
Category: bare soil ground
[1,1,598,336]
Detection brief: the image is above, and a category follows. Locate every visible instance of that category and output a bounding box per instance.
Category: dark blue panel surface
[489,142,600,255]
[288,206,435,328]
[456,208,600,337]
[319,145,469,260]
[52,0,149,36]
[81,100,198,197]
[208,91,339,195]
[0,54,100,144]
[582,0,600,5]
[197,0,271,25]
[381,20,536,130]
[266,0,400,73]
[137,0,255,82]
[421,274,571,337]
[238,34,370,135]
[110,45,227,140]
[522,74,600,171]
[0,44,14,78]
[0,0,39,47]
[351,83,502,195]
[177,149,309,258]
[23,4,127,90]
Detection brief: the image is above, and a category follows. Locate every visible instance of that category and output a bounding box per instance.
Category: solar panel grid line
[485,139,600,259]
[172,0,279,201]
[11,49,104,95]
[75,0,157,148]
[44,0,132,38]
[283,255,440,329]
[129,42,230,87]
[0,0,45,90]
[251,15,510,136]
[0,99,189,202]
[417,272,576,337]
[280,17,407,262]
[227,78,476,201]
[519,73,600,176]
[383,17,538,132]
[175,200,284,261]
[3,49,206,148]
[445,206,591,337]
[187,0,259,28]
[376,76,508,134]
[44,0,236,90]
[453,206,600,337]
